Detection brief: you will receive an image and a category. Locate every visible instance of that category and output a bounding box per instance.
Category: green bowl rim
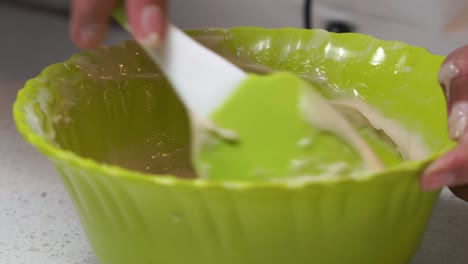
[13,27,446,190]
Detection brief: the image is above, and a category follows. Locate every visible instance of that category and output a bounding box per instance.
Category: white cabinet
[314,0,466,30]
[312,0,468,55]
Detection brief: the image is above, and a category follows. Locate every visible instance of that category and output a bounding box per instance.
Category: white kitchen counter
[1,4,468,264]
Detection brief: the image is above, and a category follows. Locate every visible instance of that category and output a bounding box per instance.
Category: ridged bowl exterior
[14,28,449,264]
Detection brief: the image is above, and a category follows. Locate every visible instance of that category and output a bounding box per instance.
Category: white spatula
[141,24,247,118]
[114,10,247,119]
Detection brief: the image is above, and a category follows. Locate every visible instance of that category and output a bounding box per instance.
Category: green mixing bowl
[14,28,451,264]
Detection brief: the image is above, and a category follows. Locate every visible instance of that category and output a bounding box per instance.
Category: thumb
[439,45,468,139]
[421,45,468,201]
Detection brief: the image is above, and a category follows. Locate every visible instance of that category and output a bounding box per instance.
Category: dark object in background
[326,20,355,33]
[303,0,313,29]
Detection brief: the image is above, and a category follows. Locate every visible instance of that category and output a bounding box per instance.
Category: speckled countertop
[1,4,468,264]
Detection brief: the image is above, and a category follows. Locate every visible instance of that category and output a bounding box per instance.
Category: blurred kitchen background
[2,0,468,80]
[1,1,468,264]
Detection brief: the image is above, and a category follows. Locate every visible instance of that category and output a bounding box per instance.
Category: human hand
[421,45,468,201]
[70,0,167,49]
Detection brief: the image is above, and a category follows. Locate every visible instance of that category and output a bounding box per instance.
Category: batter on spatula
[193,72,430,182]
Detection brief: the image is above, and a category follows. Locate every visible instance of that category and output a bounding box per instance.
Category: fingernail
[438,61,459,100]
[140,6,161,39]
[139,33,160,49]
[421,172,456,191]
[448,102,468,139]
[80,24,104,47]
